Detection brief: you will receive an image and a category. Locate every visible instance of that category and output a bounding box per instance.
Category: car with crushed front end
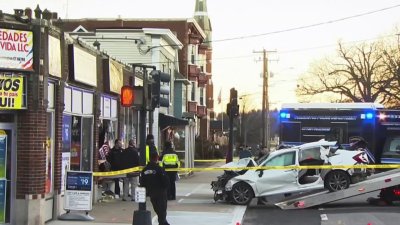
[211,140,370,205]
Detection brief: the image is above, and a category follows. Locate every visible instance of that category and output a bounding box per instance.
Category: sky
[1,0,400,112]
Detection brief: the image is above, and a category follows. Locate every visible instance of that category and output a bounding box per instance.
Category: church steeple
[194,0,212,47]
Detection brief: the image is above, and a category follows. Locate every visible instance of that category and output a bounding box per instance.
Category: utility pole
[253,49,275,149]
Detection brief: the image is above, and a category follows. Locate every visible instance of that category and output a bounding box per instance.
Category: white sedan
[213,140,369,205]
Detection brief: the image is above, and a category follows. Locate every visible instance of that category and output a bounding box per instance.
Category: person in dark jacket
[160,141,180,200]
[145,134,159,164]
[107,139,123,197]
[121,139,140,201]
[140,152,170,225]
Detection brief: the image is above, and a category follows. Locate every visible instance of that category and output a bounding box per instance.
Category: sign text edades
[0,29,30,52]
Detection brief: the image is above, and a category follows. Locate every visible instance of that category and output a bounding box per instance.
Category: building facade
[0,8,139,224]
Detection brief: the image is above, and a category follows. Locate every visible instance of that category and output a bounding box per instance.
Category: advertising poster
[70,116,81,171]
[62,115,71,153]
[64,171,92,211]
[0,76,24,110]
[0,28,33,70]
[0,179,6,223]
[61,152,71,195]
[0,131,6,178]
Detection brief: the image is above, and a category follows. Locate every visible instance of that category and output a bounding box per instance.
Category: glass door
[0,123,15,224]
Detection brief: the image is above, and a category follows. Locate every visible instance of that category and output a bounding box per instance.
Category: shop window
[70,116,81,171]
[69,116,93,171]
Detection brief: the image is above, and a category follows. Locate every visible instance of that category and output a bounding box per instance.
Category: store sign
[64,171,92,211]
[0,28,33,70]
[0,76,24,109]
[109,59,123,94]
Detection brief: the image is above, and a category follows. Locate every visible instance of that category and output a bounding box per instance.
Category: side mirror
[257,169,264,177]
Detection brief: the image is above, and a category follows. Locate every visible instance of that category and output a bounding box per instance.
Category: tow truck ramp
[275,168,400,210]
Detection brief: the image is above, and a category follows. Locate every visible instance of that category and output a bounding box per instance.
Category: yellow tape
[194,159,226,162]
[93,164,400,177]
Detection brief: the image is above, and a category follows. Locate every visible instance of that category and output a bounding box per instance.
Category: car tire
[230,182,254,205]
[324,170,351,192]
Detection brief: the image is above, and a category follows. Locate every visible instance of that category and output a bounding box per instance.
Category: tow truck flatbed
[275,168,400,210]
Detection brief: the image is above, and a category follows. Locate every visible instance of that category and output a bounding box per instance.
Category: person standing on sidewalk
[145,134,159,164]
[140,152,170,225]
[160,141,180,200]
[107,139,123,198]
[121,139,140,201]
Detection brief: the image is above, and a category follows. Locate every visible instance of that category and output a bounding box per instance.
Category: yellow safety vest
[145,145,159,164]
[161,153,180,168]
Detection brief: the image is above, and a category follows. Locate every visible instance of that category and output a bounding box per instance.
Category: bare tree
[297,39,400,107]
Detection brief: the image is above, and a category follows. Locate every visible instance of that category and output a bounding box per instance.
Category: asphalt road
[243,191,400,225]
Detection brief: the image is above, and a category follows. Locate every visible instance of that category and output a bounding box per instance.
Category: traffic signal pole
[131,64,155,225]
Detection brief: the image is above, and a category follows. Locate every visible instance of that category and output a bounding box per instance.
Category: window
[300,147,321,161]
[200,88,204,105]
[191,82,196,101]
[188,44,197,64]
[264,152,295,166]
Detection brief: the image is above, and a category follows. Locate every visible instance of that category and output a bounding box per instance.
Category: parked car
[211,140,370,205]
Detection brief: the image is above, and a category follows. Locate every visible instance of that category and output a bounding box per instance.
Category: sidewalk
[48,161,245,225]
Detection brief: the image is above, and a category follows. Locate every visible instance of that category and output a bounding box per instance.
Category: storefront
[63,86,94,172]
[0,26,30,224]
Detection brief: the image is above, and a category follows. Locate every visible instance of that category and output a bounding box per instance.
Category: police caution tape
[92,164,400,177]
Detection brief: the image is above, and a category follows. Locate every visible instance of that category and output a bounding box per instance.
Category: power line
[204,4,400,43]
[140,33,397,65]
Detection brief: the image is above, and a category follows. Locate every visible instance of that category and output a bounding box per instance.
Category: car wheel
[230,182,254,205]
[324,170,351,192]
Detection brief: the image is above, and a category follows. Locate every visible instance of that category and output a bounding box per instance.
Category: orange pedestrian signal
[121,85,134,107]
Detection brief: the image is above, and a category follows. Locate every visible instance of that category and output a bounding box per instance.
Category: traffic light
[229,88,239,118]
[150,70,171,109]
[120,85,134,107]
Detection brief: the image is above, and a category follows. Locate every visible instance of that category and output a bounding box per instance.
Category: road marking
[185,184,206,197]
[230,205,247,225]
[320,214,328,221]
[318,207,324,210]
[178,199,184,203]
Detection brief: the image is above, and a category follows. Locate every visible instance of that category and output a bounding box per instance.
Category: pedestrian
[146,134,159,164]
[121,139,140,201]
[160,141,180,200]
[140,152,170,225]
[98,140,113,195]
[107,139,124,198]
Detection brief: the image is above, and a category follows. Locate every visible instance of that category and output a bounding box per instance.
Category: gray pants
[123,176,139,201]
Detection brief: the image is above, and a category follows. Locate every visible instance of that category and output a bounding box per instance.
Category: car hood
[220,158,258,170]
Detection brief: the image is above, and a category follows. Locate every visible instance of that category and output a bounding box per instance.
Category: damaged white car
[211,140,370,205]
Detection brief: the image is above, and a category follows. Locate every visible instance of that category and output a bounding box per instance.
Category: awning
[159,113,189,130]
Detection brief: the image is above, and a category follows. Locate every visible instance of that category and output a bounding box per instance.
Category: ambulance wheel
[324,170,350,192]
[230,182,254,205]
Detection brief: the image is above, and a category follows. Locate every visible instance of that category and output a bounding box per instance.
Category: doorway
[0,121,16,225]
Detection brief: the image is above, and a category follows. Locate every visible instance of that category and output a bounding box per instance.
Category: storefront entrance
[0,120,16,224]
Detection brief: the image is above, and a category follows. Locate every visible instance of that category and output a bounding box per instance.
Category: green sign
[0,131,6,178]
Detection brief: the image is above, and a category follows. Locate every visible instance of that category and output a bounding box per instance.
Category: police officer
[140,152,170,225]
[160,141,180,200]
[145,134,159,164]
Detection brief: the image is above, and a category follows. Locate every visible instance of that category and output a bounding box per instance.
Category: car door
[255,150,298,196]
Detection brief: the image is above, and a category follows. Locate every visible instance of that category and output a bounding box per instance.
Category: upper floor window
[188,44,197,65]
[200,87,204,105]
[191,82,196,101]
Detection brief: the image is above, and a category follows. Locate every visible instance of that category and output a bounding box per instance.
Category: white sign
[135,187,146,203]
[0,28,33,70]
[64,171,93,211]
[64,191,91,211]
